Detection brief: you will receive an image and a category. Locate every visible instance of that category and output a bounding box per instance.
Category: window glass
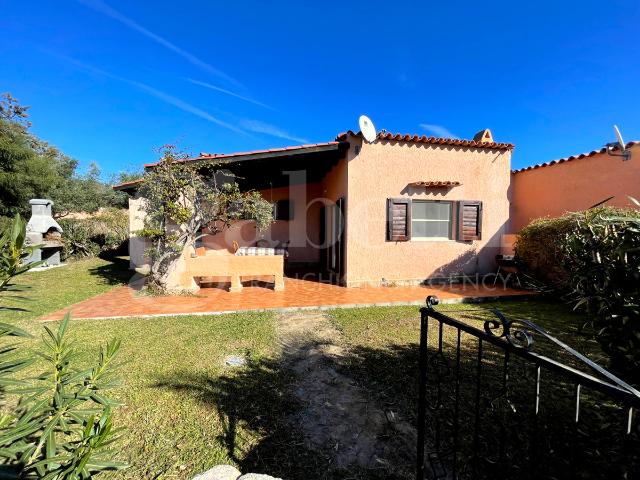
[411,201,451,239]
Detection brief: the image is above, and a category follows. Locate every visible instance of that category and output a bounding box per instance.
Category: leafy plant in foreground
[0,215,40,292]
[0,214,127,478]
[0,315,126,478]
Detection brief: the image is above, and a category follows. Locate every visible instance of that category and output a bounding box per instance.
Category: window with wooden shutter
[457,201,482,241]
[387,198,411,241]
[411,201,453,239]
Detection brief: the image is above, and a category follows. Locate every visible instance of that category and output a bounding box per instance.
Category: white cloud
[239,119,308,143]
[51,53,245,134]
[419,123,459,139]
[186,78,274,110]
[77,0,241,87]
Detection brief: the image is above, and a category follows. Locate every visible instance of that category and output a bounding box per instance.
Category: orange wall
[510,144,640,231]
[201,182,326,263]
[344,135,512,287]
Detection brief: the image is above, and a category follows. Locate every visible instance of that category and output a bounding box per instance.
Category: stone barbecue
[25,199,63,266]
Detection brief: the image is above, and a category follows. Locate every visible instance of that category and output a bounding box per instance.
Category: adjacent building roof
[336,130,515,151]
[513,141,640,173]
[112,179,143,191]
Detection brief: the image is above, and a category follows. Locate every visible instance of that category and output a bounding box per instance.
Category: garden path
[277,311,416,477]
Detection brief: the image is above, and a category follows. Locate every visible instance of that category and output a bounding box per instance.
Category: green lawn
[0,256,132,326]
[2,257,631,479]
[0,257,279,479]
[328,302,637,479]
[70,311,277,478]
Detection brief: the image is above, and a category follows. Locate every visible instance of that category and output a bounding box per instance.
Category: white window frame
[411,200,453,241]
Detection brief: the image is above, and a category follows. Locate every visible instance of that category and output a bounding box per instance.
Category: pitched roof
[113,129,514,192]
[112,141,346,191]
[335,130,515,150]
[512,141,640,173]
[142,141,343,168]
[112,179,143,191]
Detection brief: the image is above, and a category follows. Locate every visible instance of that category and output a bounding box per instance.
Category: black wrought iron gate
[416,296,640,480]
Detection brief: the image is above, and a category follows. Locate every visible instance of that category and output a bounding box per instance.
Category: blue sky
[1,0,639,177]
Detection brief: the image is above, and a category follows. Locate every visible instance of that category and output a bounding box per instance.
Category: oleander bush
[59,209,128,259]
[516,205,640,373]
[0,214,127,478]
[562,207,640,374]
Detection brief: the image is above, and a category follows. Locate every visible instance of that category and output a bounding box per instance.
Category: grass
[0,256,280,479]
[3,256,635,479]
[0,256,131,326]
[329,298,608,365]
[69,311,277,479]
[327,301,639,479]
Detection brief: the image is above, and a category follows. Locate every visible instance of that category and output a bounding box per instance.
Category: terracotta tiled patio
[40,277,533,321]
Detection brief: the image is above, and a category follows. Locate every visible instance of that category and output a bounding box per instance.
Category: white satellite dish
[614,125,626,149]
[606,125,632,161]
[359,115,377,143]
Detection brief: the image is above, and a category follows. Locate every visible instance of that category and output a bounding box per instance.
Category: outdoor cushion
[236,246,288,258]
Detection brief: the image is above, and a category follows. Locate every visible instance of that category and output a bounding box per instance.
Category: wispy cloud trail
[419,123,459,139]
[186,78,274,110]
[77,0,241,87]
[52,53,245,134]
[239,119,308,143]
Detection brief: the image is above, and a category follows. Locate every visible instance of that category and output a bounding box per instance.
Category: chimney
[473,129,494,143]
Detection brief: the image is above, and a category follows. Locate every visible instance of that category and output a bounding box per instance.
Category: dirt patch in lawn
[277,311,416,478]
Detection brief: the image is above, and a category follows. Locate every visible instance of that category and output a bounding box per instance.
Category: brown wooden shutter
[387,198,411,241]
[457,201,482,241]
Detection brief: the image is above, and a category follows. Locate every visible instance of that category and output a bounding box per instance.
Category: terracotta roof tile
[113,128,516,192]
[112,179,143,190]
[512,141,639,173]
[409,181,462,188]
[336,130,515,150]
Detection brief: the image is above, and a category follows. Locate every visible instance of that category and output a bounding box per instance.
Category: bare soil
[276,311,416,477]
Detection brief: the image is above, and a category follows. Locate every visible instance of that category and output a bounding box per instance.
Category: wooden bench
[183,251,284,292]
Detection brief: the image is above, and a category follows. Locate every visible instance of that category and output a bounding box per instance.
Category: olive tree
[138,145,273,291]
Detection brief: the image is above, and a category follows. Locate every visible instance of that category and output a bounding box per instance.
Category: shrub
[515,206,640,373]
[59,209,128,259]
[515,207,637,288]
[562,208,640,374]
[514,214,575,287]
[0,214,127,477]
[0,316,127,478]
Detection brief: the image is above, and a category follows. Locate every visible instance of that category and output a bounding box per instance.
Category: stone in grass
[224,355,247,367]
[238,474,282,480]
[192,464,241,480]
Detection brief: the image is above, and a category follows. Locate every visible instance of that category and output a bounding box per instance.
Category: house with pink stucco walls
[114,129,515,289]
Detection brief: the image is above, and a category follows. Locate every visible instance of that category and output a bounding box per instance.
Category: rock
[134,264,150,275]
[238,474,283,480]
[192,465,242,480]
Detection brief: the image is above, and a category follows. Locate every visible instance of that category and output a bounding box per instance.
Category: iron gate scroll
[416,296,640,480]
